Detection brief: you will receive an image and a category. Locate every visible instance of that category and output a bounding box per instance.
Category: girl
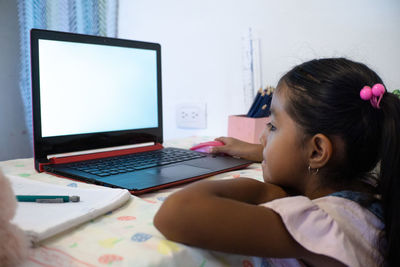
[154,58,400,266]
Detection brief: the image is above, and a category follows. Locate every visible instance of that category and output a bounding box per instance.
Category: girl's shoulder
[262,192,383,227]
[260,194,383,267]
[326,190,383,222]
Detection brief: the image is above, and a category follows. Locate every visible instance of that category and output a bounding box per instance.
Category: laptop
[30,29,253,194]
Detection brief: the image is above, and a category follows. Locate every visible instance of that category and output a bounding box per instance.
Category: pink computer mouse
[190,141,224,153]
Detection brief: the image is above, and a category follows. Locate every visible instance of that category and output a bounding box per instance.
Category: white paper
[9,175,131,244]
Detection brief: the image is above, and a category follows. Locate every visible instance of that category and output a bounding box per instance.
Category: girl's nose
[260,128,267,146]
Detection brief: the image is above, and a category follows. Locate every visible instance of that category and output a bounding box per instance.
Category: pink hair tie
[360,83,386,109]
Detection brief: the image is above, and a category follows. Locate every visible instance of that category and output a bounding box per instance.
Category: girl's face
[260,87,308,189]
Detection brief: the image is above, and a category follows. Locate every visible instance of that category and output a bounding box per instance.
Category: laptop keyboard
[66,148,206,177]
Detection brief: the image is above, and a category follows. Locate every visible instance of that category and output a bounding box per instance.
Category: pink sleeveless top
[257,195,383,266]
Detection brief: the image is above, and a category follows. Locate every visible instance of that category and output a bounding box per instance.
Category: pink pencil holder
[227,115,271,144]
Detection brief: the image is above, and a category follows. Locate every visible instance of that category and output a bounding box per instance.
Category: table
[1,137,265,267]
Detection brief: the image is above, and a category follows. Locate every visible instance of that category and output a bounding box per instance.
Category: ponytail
[378,92,400,266]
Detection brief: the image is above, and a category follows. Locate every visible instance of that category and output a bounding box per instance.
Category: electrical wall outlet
[176,103,207,129]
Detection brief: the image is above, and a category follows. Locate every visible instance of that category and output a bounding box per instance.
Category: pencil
[246,88,263,117]
[16,195,80,203]
[248,86,274,118]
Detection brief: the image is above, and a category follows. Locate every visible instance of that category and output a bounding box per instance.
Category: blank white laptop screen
[38,39,158,138]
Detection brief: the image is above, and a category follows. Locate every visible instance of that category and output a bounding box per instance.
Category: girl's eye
[267,122,276,131]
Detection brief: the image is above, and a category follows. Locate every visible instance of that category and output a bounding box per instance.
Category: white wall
[118,0,400,141]
[0,0,398,160]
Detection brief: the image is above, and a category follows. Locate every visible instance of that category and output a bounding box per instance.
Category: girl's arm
[154,178,302,257]
[154,178,346,266]
[210,137,264,162]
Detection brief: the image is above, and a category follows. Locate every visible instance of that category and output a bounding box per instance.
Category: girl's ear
[307,133,333,169]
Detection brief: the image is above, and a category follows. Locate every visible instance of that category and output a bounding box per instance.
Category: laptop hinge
[37,143,164,171]
[47,142,156,159]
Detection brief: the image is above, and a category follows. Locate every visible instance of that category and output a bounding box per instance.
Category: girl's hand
[210,137,264,162]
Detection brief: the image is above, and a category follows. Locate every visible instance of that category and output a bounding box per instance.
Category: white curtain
[17,0,119,147]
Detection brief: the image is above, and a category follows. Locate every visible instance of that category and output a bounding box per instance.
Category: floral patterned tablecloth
[1,137,265,267]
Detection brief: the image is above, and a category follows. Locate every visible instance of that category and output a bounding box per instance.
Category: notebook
[10,175,130,244]
[30,29,252,194]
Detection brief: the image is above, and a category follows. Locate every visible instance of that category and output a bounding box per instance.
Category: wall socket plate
[176,103,207,129]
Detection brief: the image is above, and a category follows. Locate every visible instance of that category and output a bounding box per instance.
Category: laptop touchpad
[145,165,211,179]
